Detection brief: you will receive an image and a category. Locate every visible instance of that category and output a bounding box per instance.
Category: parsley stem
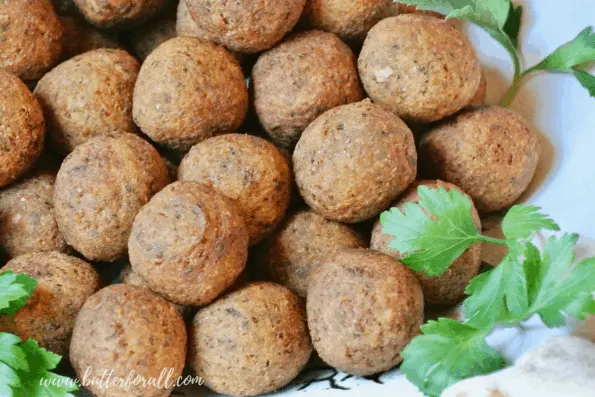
[500,74,523,106]
[478,235,508,246]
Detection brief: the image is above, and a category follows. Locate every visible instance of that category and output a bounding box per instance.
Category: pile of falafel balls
[0,0,541,396]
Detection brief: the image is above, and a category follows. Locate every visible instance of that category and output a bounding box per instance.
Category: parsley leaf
[529,27,595,72]
[379,186,481,276]
[573,69,595,97]
[401,318,507,397]
[502,2,523,48]
[16,339,78,397]
[0,334,77,397]
[464,244,529,328]
[524,234,595,326]
[501,204,560,241]
[0,271,37,316]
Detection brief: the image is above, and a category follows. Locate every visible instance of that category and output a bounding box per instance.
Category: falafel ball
[419,106,541,213]
[262,210,366,298]
[0,172,67,259]
[70,284,187,397]
[128,182,248,306]
[0,0,63,81]
[303,0,399,43]
[0,252,100,355]
[293,100,417,223]
[0,71,45,188]
[397,3,445,18]
[253,30,364,148]
[358,15,481,123]
[307,249,424,375]
[72,0,166,30]
[185,0,306,53]
[59,16,122,60]
[133,37,248,152]
[34,49,139,153]
[190,282,312,396]
[54,134,169,262]
[370,180,482,307]
[178,134,292,246]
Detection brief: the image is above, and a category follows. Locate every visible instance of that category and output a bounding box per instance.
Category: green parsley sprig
[0,271,78,396]
[398,0,595,105]
[380,187,595,397]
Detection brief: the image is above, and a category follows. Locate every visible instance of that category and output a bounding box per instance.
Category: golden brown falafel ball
[303,0,399,43]
[0,0,63,81]
[262,210,366,298]
[293,100,417,223]
[133,37,248,152]
[178,134,292,246]
[370,180,482,307]
[307,249,424,376]
[419,106,541,213]
[35,49,139,153]
[70,284,187,397]
[54,134,169,262]
[59,16,122,60]
[0,252,100,355]
[72,0,166,29]
[124,16,177,60]
[185,0,306,53]
[469,71,488,106]
[0,172,67,259]
[189,282,312,397]
[0,71,45,188]
[253,30,364,148]
[358,15,481,123]
[129,182,248,306]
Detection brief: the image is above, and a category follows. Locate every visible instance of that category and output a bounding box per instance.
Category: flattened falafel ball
[0,252,100,355]
[0,71,45,188]
[178,134,292,246]
[263,210,366,298]
[419,106,541,213]
[0,172,67,259]
[253,30,364,148]
[185,0,306,53]
[72,0,166,30]
[133,37,248,152]
[35,49,140,153]
[358,15,481,123]
[70,284,187,397]
[54,134,169,262]
[129,182,248,306]
[307,249,424,376]
[190,282,312,397]
[293,100,417,223]
[303,0,398,43]
[370,180,482,307]
[0,0,63,81]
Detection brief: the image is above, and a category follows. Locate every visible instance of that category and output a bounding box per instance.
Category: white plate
[173,1,595,396]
